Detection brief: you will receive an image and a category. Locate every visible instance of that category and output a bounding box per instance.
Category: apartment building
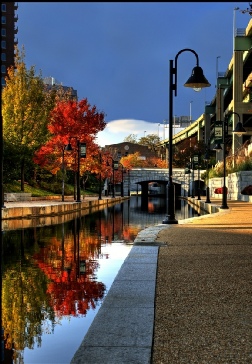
[1,2,18,87]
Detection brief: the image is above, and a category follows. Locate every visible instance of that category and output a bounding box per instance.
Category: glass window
[1,40,6,49]
[1,16,6,24]
[1,53,6,61]
[1,4,6,12]
[1,65,6,74]
[1,29,6,36]
[1,76,6,86]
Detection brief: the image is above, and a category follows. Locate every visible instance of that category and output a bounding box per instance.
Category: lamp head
[233,121,247,136]
[65,143,73,151]
[213,143,222,151]
[184,66,211,92]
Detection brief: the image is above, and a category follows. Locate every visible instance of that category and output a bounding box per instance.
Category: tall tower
[1,2,18,87]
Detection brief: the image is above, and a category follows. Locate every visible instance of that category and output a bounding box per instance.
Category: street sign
[214,120,223,143]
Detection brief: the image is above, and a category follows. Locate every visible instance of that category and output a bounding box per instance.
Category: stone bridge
[121,168,207,198]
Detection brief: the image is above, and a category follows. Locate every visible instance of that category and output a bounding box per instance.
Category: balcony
[14,2,18,10]
[14,26,18,34]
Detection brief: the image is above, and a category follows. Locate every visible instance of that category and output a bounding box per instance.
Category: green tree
[2,46,55,190]
[123,134,138,143]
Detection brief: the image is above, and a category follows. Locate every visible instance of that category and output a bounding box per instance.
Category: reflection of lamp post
[162,48,210,224]
[65,137,86,202]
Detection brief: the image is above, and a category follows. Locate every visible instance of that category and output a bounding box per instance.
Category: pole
[62,147,65,202]
[112,164,115,198]
[220,119,229,209]
[98,152,102,200]
[163,59,177,224]
[76,140,81,202]
[197,163,201,200]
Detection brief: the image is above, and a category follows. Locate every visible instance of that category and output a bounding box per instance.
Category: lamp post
[162,48,210,224]
[214,112,245,209]
[127,169,131,197]
[118,162,124,197]
[204,140,211,204]
[107,157,118,198]
[98,151,102,200]
[184,164,191,197]
[62,146,66,202]
[213,116,229,209]
[65,137,86,203]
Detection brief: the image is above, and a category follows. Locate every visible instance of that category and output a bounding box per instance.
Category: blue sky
[17,2,251,146]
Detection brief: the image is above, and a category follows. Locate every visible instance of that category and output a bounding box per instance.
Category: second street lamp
[162,48,210,224]
[65,137,86,203]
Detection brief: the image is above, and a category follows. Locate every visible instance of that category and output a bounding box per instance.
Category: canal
[2,196,204,363]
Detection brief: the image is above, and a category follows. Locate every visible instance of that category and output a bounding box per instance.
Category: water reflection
[2,197,203,363]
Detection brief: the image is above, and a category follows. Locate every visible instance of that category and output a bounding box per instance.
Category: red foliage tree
[34,98,106,176]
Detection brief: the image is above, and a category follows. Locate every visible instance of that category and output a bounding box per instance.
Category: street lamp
[107,157,118,198]
[203,140,211,204]
[118,162,124,197]
[213,116,229,209]
[232,112,247,135]
[65,137,86,203]
[162,48,210,224]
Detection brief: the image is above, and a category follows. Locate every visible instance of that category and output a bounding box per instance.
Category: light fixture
[213,143,222,151]
[162,48,210,224]
[184,66,211,92]
[233,120,247,136]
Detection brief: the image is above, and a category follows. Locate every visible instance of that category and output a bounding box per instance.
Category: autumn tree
[120,151,166,168]
[2,46,57,190]
[34,98,106,188]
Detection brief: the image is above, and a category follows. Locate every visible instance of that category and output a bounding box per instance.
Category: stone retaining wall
[209,171,252,202]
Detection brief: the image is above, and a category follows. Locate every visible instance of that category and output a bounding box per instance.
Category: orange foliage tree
[120,151,167,169]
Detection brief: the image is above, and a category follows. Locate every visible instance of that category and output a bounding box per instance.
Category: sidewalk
[152,198,252,363]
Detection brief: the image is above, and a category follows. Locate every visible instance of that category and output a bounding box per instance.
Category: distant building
[1,2,18,87]
[43,76,78,100]
[103,142,157,160]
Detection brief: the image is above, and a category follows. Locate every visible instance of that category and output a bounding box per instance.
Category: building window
[1,16,6,24]
[1,76,6,86]
[1,65,6,74]
[1,4,6,12]
[1,53,6,61]
[1,40,6,49]
[1,28,6,37]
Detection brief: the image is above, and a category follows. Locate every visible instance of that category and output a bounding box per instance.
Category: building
[1,2,18,87]
[103,142,158,160]
[43,76,78,100]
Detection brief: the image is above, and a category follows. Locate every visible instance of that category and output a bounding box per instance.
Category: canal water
[2,197,204,364]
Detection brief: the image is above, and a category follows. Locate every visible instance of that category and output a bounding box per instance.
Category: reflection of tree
[32,221,106,318]
[2,252,54,363]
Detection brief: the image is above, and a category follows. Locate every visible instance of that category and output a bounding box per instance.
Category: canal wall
[1,196,129,231]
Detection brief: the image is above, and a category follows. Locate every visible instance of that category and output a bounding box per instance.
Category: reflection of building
[43,76,78,100]
[1,2,18,87]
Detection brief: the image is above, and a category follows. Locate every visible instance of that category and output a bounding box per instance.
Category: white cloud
[96,119,184,147]
[96,119,159,147]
